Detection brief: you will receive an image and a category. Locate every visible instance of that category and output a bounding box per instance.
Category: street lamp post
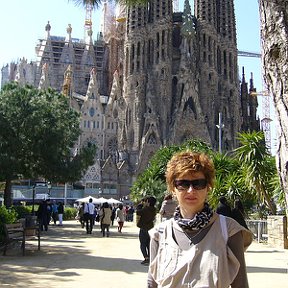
[216,112,225,153]
[32,185,36,215]
[47,182,51,197]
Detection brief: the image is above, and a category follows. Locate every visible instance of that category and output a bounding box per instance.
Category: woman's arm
[228,231,249,288]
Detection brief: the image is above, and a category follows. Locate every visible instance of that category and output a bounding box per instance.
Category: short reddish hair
[165,151,215,192]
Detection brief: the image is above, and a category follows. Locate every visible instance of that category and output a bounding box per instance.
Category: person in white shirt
[84,198,95,234]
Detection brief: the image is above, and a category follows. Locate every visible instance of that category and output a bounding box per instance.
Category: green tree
[130,139,212,202]
[0,82,96,207]
[234,131,277,214]
[208,152,255,211]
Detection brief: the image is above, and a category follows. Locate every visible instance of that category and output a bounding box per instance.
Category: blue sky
[1,0,275,150]
[0,0,261,74]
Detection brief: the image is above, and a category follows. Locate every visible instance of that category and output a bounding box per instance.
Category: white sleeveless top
[149,215,246,288]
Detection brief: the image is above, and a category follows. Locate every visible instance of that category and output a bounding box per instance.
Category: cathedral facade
[1,0,259,199]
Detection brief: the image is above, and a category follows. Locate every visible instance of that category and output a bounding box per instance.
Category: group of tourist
[76,200,129,236]
[36,199,64,231]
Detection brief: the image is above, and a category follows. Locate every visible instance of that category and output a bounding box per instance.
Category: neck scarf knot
[174,202,213,231]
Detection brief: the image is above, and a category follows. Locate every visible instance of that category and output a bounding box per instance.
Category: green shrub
[0,206,18,243]
[12,205,33,219]
[64,207,77,220]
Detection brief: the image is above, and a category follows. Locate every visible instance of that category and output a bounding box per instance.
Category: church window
[137,42,141,56]
[208,36,211,51]
[85,74,89,85]
[223,51,227,65]
[162,49,165,61]
[203,51,206,62]
[84,120,87,128]
[224,68,227,79]
[148,134,156,144]
[89,107,95,117]
[108,138,118,154]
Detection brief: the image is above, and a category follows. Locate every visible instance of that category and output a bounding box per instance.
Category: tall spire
[62,65,73,97]
[182,0,195,38]
[38,63,50,89]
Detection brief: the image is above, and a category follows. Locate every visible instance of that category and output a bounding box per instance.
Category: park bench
[3,221,40,256]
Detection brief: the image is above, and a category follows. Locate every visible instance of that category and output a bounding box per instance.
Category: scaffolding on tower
[84,0,93,36]
[173,0,179,12]
[239,50,273,153]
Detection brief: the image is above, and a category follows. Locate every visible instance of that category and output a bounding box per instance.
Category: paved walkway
[0,220,287,288]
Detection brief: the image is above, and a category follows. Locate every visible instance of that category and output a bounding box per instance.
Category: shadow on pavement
[0,220,148,287]
[247,266,288,274]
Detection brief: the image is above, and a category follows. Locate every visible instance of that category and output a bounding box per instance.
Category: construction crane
[238,50,273,153]
[84,0,93,37]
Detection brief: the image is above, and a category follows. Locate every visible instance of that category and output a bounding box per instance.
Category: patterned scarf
[174,202,214,231]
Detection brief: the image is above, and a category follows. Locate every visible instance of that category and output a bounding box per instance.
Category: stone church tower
[111,0,245,173]
[1,0,259,199]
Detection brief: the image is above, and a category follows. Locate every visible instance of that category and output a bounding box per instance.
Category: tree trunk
[4,179,12,207]
[259,0,288,216]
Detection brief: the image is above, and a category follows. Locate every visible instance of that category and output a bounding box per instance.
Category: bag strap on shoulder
[219,214,228,243]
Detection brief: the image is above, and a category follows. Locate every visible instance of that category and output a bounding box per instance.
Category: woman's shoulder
[149,218,174,240]
[220,214,253,249]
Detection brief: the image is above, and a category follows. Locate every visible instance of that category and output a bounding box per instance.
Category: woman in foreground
[148,151,252,288]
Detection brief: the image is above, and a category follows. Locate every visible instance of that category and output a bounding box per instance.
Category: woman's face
[172,171,208,216]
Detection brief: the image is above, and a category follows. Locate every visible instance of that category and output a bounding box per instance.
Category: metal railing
[246,219,268,243]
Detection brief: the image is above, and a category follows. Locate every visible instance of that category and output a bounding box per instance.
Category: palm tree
[130,139,212,202]
[234,131,277,214]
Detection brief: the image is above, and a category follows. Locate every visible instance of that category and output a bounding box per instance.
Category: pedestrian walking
[231,199,249,229]
[116,203,125,233]
[84,198,95,234]
[57,202,64,226]
[216,195,232,217]
[136,196,157,265]
[159,193,177,221]
[36,199,49,231]
[99,202,112,237]
[51,200,58,225]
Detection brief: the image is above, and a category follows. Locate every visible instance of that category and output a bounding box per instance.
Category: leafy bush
[64,207,77,220]
[0,206,18,243]
[12,205,33,219]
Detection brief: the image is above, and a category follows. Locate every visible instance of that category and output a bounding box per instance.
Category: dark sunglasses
[174,179,208,191]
